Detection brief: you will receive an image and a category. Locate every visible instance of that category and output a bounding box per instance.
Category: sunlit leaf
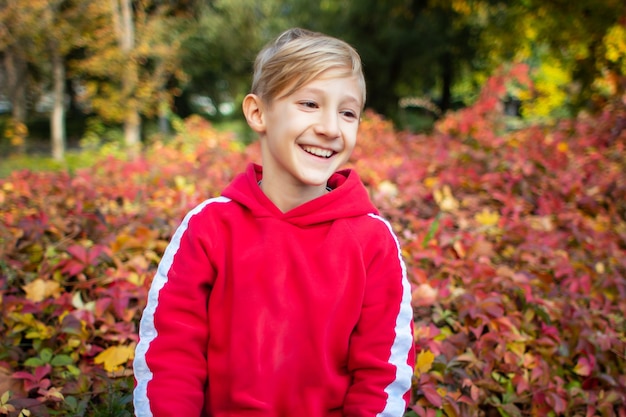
[573,356,594,376]
[22,279,61,303]
[71,292,95,312]
[93,345,135,372]
[433,185,459,212]
[475,208,500,227]
[415,350,435,376]
[1,391,11,405]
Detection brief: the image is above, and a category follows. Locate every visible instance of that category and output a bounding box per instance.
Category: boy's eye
[341,110,358,120]
[300,101,318,108]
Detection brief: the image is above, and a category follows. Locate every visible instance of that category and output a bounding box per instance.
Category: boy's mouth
[301,145,334,158]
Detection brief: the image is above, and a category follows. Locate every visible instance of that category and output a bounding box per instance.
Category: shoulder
[175,196,236,237]
[184,196,233,222]
[347,212,398,239]
[343,213,402,256]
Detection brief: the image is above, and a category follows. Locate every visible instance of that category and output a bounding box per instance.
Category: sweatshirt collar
[222,163,377,226]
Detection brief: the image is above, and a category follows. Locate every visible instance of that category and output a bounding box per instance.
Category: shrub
[1,69,625,416]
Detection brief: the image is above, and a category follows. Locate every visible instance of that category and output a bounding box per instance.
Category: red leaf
[12,371,36,382]
[62,258,86,276]
[478,296,504,318]
[67,244,106,266]
[545,392,567,413]
[574,355,594,376]
[33,364,51,381]
[410,404,426,417]
[66,244,88,263]
[420,383,443,407]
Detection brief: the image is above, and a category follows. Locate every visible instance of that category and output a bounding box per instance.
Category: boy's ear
[242,94,266,134]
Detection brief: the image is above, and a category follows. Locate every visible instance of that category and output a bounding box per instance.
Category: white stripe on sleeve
[133,196,231,417]
[368,213,414,417]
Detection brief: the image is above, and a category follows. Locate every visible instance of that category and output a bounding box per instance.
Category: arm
[344,215,415,417]
[134,201,219,417]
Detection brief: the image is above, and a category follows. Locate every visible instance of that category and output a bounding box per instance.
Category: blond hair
[251,28,366,107]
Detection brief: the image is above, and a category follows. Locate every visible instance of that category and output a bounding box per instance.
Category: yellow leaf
[415,350,435,376]
[443,402,458,417]
[475,208,500,227]
[43,387,64,401]
[1,391,10,405]
[595,262,605,274]
[126,272,145,286]
[94,345,135,372]
[71,292,95,312]
[22,279,61,303]
[174,175,195,195]
[433,185,459,212]
[423,177,438,189]
[453,240,466,258]
[377,180,398,198]
[0,404,15,414]
[25,321,54,340]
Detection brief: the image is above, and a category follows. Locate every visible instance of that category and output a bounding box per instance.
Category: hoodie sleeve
[343,214,415,417]
[133,198,227,417]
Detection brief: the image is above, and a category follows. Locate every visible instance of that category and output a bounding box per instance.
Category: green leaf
[51,354,74,367]
[421,212,442,248]
[1,391,11,405]
[64,396,78,410]
[39,348,53,363]
[24,357,45,367]
[66,364,81,377]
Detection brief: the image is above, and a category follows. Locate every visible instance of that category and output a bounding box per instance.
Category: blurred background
[1,0,625,165]
[2,2,626,415]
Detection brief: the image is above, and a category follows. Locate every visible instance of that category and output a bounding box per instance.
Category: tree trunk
[158,101,170,136]
[4,48,28,122]
[119,0,141,153]
[120,0,134,52]
[3,47,28,152]
[440,52,453,113]
[124,109,141,155]
[51,46,66,161]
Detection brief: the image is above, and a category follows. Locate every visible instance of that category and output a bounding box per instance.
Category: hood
[222,163,378,227]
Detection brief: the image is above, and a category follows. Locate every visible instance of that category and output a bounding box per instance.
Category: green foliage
[2,0,625,157]
[1,68,626,416]
[177,0,291,117]
[518,54,573,121]
[0,153,93,179]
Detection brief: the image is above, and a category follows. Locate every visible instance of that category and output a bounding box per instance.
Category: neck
[259,178,329,213]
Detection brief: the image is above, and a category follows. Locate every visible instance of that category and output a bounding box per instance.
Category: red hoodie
[133,163,415,417]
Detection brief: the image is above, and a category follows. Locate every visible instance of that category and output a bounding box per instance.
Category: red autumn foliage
[1,65,625,415]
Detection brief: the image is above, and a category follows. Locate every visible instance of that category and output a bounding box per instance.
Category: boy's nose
[314,110,340,139]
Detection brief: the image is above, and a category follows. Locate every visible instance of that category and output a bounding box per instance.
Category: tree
[111,0,142,151]
[285,0,483,121]
[285,0,624,123]
[1,0,91,160]
[74,0,191,154]
[178,0,290,119]
[42,0,86,161]
[0,0,36,151]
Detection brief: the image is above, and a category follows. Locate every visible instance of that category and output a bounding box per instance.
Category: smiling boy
[133,28,415,417]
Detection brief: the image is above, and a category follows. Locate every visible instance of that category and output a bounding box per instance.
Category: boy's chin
[298,171,336,187]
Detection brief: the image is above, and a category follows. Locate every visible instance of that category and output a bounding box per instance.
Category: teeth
[302,145,333,158]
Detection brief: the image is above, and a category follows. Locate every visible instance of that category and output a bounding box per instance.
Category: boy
[133,28,415,417]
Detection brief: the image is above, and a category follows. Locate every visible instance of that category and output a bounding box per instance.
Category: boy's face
[251,68,363,192]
